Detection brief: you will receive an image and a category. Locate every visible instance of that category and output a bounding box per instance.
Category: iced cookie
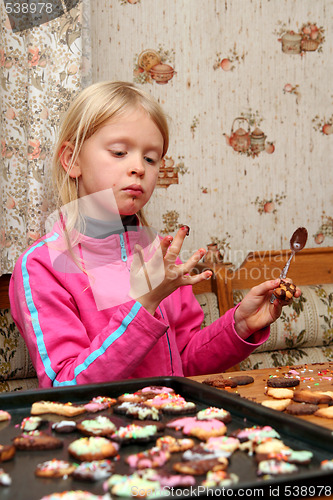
[52,420,77,434]
[76,416,117,437]
[0,468,11,486]
[72,460,114,481]
[231,426,280,443]
[196,407,231,423]
[110,424,160,445]
[155,435,195,453]
[84,396,117,413]
[13,431,63,451]
[68,436,119,461]
[257,459,298,476]
[40,491,106,500]
[113,402,161,421]
[173,456,228,475]
[146,470,196,488]
[35,459,77,478]
[31,401,86,417]
[105,472,161,498]
[182,436,240,461]
[202,470,239,488]
[20,416,43,431]
[125,445,170,469]
[167,416,227,440]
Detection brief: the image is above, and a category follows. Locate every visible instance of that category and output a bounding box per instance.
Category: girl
[9,81,299,388]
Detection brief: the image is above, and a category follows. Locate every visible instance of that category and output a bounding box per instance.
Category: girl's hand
[234,278,301,339]
[130,226,212,315]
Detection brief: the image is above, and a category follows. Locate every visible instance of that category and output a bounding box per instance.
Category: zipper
[119,233,127,262]
[159,306,174,375]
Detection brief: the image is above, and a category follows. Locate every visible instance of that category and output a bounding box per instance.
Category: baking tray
[0,376,333,500]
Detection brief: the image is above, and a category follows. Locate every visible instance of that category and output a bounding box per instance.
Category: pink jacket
[9,221,269,388]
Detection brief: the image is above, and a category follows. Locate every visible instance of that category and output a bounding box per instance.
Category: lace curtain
[0,0,91,274]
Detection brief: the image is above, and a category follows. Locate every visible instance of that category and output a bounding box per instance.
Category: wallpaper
[90,0,332,268]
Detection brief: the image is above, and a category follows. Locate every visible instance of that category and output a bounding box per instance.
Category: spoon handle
[279,251,295,279]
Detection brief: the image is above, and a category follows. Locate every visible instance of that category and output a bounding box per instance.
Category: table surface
[190,362,333,500]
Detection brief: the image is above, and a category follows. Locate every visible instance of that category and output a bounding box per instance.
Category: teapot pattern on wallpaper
[275,22,325,55]
[134,48,176,85]
[224,112,274,157]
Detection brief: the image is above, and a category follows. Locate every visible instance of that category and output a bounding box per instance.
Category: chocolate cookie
[13,431,63,451]
[267,377,300,388]
[229,375,254,386]
[51,420,77,434]
[285,402,319,415]
[202,375,237,389]
[173,456,228,475]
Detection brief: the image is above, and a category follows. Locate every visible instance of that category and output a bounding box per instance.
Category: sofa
[0,246,332,391]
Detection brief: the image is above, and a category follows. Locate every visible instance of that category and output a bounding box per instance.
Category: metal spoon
[271,227,308,302]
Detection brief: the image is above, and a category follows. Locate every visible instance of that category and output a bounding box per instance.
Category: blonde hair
[52,81,169,233]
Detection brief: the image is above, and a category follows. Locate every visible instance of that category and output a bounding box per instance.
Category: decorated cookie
[256,449,313,465]
[84,396,117,413]
[144,393,196,413]
[35,459,77,478]
[231,426,280,443]
[155,435,195,453]
[0,411,11,422]
[167,416,227,440]
[146,469,196,488]
[321,459,333,470]
[173,456,228,475]
[20,416,43,431]
[117,391,150,404]
[31,401,86,417]
[196,407,231,423]
[52,420,77,434]
[105,472,161,498]
[0,444,16,462]
[68,436,119,461]
[267,377,300,388]
[40,491,107,499]
[139,386,175,396]
[183,436,240,461]
[201,470,239,488]
[257,459,298,476]
[125,445,170,469]
[110,424,160,444]
[0,468,11,486]
[72,459,114,481]
[13,431,63,451]
[113,402,161,421]
[77,416,117,437]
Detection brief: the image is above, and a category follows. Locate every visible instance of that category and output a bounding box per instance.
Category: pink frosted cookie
[84,396,116,413]
[183,436,240,461]
[0,411,11,422]
[196,407,231,424]
[125,445,170,469]
[145,393,196,414]
[231,425,280,443]
[72,460,114,481]
[147,470,196,488]
[140,386,175,395]
[167,417,227,440]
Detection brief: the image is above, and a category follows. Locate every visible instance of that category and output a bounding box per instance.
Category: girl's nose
[129,155,145,176]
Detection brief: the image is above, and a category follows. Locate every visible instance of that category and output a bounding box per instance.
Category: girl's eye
[111,150,126,157]
[144,156,158,165]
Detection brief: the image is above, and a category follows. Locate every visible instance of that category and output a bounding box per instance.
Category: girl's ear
[58,142,81,178]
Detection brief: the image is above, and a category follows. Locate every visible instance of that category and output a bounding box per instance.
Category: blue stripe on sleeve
[21,233,60,383]
[53,301,142,386]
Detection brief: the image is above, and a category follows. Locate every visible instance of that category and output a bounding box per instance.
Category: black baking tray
[0,376,333,500]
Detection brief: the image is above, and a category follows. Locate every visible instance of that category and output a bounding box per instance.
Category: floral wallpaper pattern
[90,0,333,269]
[0,0,91,274]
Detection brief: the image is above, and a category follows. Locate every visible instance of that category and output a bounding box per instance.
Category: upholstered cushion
[234,284,333,369]
[195,292,220,328]
[0,308,36,387]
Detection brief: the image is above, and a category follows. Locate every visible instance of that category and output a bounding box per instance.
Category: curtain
[0,0,91,274]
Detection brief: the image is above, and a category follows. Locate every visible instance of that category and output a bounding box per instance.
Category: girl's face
[74,108,164,218]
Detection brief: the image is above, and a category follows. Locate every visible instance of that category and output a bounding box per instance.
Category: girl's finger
[160,236,173,258]
[166,226,190,262]
[181,248,207,275]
